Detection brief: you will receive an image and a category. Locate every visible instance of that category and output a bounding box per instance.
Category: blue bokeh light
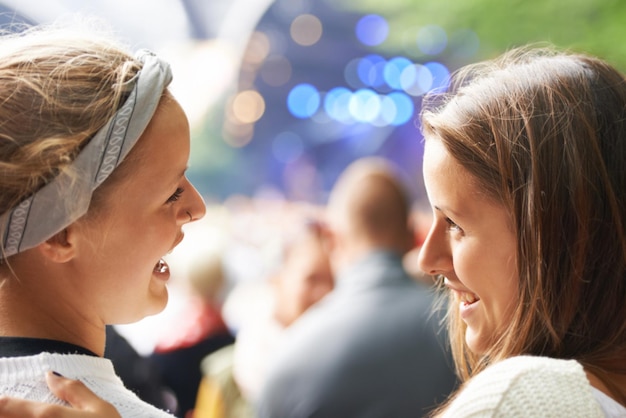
[344,58,364,89]
[424,61,450,92]
[322,87,415,127]
[376,95,397,127]
[287,83,321,118]
[357,54,386,88]
[399,63,433,96]
[386,92,414,125]
[356,14,389,46]
[383,56,413,90]
[324,87,354,124]
[349,89,381,123]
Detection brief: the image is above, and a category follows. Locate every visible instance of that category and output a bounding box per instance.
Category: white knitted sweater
[442,356,607,417]
[0,352,174,418]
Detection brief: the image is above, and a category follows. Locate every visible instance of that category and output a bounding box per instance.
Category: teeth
[459,292,479,304]
[154,259,169,274]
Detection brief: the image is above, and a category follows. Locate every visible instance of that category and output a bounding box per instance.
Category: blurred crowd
[108,157,457,418]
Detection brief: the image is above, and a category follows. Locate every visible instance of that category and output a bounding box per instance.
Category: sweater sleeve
[441,356,605,418]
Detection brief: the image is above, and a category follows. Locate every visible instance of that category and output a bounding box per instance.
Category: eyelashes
[445,217,463,233]
[166,187,185,203]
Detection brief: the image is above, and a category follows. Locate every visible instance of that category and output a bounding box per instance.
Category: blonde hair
[0,23,141,215]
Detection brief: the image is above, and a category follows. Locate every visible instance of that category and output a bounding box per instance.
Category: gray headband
[0,49,172,258]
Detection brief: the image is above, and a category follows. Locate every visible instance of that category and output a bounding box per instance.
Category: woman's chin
[113,291,169,324]
[146,287,169,316]
[465,328,489,355]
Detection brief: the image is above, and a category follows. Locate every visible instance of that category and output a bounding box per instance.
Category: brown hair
[0,24,142,216]
[421,46,626,404]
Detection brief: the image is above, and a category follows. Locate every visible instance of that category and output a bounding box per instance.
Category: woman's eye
[166,187,185,204]
[445,217,463,233]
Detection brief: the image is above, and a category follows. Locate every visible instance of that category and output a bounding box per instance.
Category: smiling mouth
[458,291,480,306]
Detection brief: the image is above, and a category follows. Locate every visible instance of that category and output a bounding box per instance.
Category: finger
[45,371,121,417]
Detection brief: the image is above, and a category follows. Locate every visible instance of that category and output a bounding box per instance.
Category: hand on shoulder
[0,371,122,418]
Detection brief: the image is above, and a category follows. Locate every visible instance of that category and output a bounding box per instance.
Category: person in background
[0,21,205,417]
[191,210,335,418]
[419,46,626,416]
[150,252,235,418]
[256,157,457,418]
[232,216,334,405]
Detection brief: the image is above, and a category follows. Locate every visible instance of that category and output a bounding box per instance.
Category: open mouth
[458,291,480,306]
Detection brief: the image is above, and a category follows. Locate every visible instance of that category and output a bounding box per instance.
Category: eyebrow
[434,205,463,219]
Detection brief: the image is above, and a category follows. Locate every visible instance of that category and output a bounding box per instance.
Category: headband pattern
[0,49,172,258]
[95,89,137,186]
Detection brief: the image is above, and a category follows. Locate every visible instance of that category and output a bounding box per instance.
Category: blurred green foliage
[335,0,626,70]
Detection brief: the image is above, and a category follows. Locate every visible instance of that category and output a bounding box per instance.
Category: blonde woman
[0,24,205,417]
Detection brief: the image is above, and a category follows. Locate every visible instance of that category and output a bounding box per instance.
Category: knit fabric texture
[442,356,606,418]
[0,352,174,418]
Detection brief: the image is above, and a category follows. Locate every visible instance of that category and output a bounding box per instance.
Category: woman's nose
[182,179,206,223]
[417,222,452,276]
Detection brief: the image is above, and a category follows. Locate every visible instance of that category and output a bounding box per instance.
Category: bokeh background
[2,0,625,355]
[3,0,625,205]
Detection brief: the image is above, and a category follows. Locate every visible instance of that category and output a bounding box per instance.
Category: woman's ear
[37,227,77,263]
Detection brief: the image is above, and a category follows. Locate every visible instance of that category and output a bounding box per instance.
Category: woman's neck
[586,369,626,408]
[0,268,105,357]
